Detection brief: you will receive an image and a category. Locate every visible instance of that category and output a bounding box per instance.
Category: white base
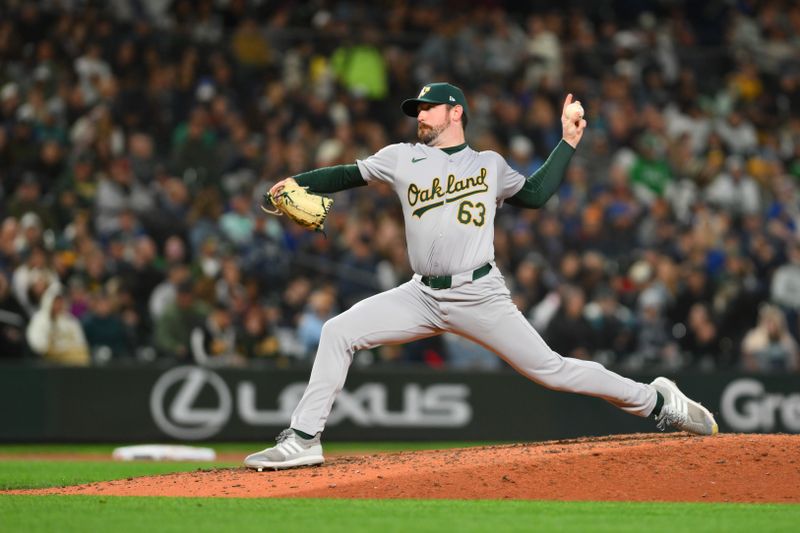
[112,444,217,461]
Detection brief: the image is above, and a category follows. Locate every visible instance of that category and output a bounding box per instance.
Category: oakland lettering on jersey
[408,167,490,217]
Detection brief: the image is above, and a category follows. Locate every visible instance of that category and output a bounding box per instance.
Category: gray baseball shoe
[244,429,324,471]
[651,377,718,436]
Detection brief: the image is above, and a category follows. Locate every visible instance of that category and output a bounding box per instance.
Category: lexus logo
[150,366,472,440]
[150,366,233,440]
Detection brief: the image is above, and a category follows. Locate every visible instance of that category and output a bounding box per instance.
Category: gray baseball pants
[290,266,657,435]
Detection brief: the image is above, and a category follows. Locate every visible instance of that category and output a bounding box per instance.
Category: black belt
[420,263,492,290]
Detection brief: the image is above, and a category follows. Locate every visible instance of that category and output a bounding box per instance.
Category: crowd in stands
[1,1,799,373]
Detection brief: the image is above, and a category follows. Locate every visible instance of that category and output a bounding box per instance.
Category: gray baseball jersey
[357,143,524,276]
[288,141,659,436]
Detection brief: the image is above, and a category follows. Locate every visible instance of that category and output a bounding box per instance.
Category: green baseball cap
[401,82,469,118]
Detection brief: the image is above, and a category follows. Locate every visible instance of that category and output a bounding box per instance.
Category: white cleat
[651,377,719,436]
[245,429,324,470]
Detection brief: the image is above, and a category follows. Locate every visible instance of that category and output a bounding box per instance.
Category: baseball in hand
[565,101,584,121]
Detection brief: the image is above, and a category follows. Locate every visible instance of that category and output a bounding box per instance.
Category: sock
[651,391,665,417]
[292,428,315,440]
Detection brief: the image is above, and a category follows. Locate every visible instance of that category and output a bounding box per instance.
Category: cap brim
[401,98,426,117]
[401,98,467,118]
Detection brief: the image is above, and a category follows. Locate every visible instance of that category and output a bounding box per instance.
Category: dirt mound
[9,433,800,502]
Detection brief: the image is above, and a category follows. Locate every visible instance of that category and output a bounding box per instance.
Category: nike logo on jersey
[411,157,427,163]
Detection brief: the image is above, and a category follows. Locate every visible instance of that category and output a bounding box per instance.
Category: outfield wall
[1,365,797,442]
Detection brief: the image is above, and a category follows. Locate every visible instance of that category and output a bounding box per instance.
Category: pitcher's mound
[15,433,800,502]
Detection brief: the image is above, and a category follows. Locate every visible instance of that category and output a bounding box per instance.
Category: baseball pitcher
[246,83,717,471]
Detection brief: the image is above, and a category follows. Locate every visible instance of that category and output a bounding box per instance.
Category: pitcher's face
[416,103,452,145]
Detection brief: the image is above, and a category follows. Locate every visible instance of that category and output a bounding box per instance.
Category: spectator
[94,156,154,236]
[584,286,635,364]
[128,133,158,184]
[680,303,724,369]
[337,231,380,309]
[26,283,90,366]
[297,287,337,358]
[149,263,191,321]
[81,290,133,361]
[741,304,799,373]
[5,173,55,230]
[0,271,27,359]
[170,107,219,186]
[715,108,758,156]
[153,281,208,360]
[34,140,66,185]
[544,285,594,360]
[231,17,271,70]
[0,3,798,372]
[669,266,714,328]
[770,243,800,312]
[66,276,91,320]
[190,304,243,366]
[219,192,255,246]
[524,14,562,88]
[76,248,111,295]
[53,153,97,227]
[330,30,388,100]
[633,288,681,370]
[705,155,761,216]
[7,114,38,171]
[162,235,189,269]
[151,178,191,242]
[17,212,46,253]
[119,236,162,327]
[74,42,112,105]
[237,306,280,361]
[0,218,21,275]
[483,10,527,80]
[187,187,226,251]
[629,133,672,205]
[507,135,543,177]
[11,245,58,316]
[512,255,550,315]
[770,243,800,341]
[215,257,245,308]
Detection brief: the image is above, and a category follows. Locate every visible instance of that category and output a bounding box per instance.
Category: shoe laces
[656,405,688,431]
[275,428,294,444]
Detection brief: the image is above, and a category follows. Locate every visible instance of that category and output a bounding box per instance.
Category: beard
[417,116,451,145]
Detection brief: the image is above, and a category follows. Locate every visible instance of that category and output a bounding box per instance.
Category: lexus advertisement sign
[150,366,472,440]
[0,365,797,442]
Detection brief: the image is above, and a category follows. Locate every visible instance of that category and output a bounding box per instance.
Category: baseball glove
[261,181,333,232]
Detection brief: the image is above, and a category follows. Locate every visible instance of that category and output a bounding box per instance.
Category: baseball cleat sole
[247,455,325,471]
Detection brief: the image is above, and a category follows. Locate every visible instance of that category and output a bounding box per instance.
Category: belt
[420,263,492,290]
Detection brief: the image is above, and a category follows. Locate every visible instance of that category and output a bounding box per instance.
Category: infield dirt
[8,433,800,503]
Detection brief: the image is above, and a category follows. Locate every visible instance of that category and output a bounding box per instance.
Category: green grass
[0,442,503,490]
[0,497,797,533]
[2,444,797,532]
[0,460,231,490]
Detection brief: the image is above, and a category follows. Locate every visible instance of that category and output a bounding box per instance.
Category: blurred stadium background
[0,0,798,443]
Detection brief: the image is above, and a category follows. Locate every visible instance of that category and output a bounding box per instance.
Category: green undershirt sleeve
[505,139,576,209]
[292,164,367,194]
